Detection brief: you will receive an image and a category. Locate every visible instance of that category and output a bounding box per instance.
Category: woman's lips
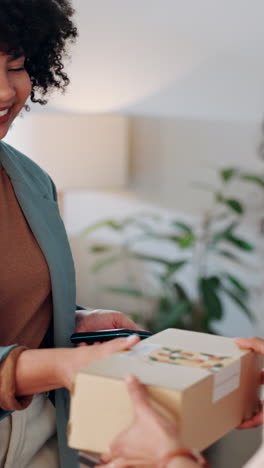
[0,107,12,124]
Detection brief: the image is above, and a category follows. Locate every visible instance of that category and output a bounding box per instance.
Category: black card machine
[71,328,152,345]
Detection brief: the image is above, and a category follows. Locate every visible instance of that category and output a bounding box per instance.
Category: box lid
[79,328,247,391]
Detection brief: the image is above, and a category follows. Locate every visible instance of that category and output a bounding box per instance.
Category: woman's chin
[0,130,9,141]
[0,120,13,141]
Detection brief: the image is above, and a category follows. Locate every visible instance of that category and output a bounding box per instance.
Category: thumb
[238,409,263,429]
[235,337,264,355]
[100,334,140,357]
[125,374,152,415]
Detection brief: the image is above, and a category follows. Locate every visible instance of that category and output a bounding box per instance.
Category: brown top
[0,165,53,410]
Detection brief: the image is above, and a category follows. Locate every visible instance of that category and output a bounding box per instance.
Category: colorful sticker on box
[146,347,236,373]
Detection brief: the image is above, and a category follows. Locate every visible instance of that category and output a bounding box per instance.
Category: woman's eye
[9,67,25,72]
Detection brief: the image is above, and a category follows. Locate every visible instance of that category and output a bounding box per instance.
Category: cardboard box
[68,328,262,453]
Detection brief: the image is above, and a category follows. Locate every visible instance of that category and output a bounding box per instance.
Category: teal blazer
[0,141,79,468]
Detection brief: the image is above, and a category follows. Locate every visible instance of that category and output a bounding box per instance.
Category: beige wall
[130,116,263,214]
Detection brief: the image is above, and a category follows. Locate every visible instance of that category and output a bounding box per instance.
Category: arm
[15,348,73,396]
[15,335,139,397]
[14,308,141,398]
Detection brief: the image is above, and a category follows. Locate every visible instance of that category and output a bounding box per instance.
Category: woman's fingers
[125,374,152,415]
[237,409,263,429]
[235,337,264,355]
[235,338,264,384]
[100,453,112,463]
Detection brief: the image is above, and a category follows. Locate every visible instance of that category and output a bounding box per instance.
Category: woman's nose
[0,73,16,103]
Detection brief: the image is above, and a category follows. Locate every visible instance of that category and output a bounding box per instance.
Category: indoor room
[2,1,264,467]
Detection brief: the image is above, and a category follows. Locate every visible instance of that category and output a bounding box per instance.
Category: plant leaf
[129,312,142,324]
[132,253,187,270]
[162,261,187,280]
[240,173,264,189]
[215,195,244,214]
[171,221,194,235]
[215,249,244,264]
[101,285,144,297]
[223,199,244,214]
[209,276,221,288]
[90,244,112,254]
[199,277,223,320]
[201,323,217,335]
[215,192,224,202]
[177,234,196,248]
[225,234,255,251]
[222,273,248,296]
[157,301,191,330]
[159,234,195,249]
[132,253,173,265]
[220,168,238,182]
[211,222,238,244]
[222,287,254,321]
[81,219,123,237]
[174,282,190,302]
[91,254,121,273]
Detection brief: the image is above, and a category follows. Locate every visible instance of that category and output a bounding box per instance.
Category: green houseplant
[81,167,264,334]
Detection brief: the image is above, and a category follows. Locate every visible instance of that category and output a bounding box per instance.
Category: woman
[99,337,264,468]
[0,1,139,467]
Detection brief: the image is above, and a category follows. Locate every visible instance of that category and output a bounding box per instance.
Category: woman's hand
[235,337,264,429]
[60,335,140,391]
[15,335,140,397]
[99,375,182,468]
[75,310,141,335]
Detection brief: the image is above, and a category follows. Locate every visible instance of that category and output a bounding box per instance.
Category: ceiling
[40,0,264,122]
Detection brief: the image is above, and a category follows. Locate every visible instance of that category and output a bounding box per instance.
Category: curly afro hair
[0,0,78,105]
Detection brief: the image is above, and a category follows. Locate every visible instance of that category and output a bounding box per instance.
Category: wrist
[54,348,79,390]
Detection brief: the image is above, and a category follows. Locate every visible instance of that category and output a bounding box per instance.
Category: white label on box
[125,343,161,358]
[213,359,241,402]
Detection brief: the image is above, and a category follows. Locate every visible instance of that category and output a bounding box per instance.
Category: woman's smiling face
[0,53,32,140]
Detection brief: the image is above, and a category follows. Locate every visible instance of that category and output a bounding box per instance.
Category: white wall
[41,0,264,123]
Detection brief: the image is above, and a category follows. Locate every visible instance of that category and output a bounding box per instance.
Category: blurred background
[4,1,264,466]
